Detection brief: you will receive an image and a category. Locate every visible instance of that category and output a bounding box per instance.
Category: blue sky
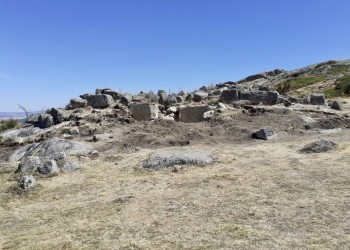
[1,0,349,112]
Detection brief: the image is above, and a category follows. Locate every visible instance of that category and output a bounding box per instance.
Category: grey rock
[178,105,210,123]
[176,95,184,103]
[239,91,279,105]
[193,91,208,102]
[61,162,81,172]
[143,150,214,169]
[330,100,342,111]
[310,93,325,105]
[245,73,266,82]
[69,127,80,135]
[86,94,113,108]
[129,103,159,121]
[220,89,239,103]
[89,150,99,159]
[185,93,194,101]
[50,108,65,124]
[287,96,299,104]
[16,156,41,174]
[17,127,42,137]
[300,139,336,153]
[70,98,87,108]
[132,95,144,103]
[163,95,177,108]
[102,89,121,100]
[9,143,39,162]
[19,175,36,190]
[18,138,91,161]
[37,159,59,175]
[38,114,54,128]
[92,134,109,142]
[253,128,277,140]
[278,97,292,107]
[120,94,132,106]
[232,100,252,109]
[26,114,41,124]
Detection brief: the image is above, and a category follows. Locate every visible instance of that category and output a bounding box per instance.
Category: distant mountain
[0,112,40,121]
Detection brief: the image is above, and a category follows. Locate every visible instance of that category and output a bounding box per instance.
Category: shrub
[335,75,350,95]
[0,119,19,133]
[275,75,325,94]
[327,65,349,75]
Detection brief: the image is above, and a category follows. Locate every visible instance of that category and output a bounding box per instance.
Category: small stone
[89,150,99,159]
[253,128,277,140]
[19,175,36,190]
[62,162,81,172]
[300,139,337,153]
[330,100,342,111]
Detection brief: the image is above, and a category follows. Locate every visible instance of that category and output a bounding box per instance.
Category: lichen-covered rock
[300,139,337,153]
[19,175,36,190]
[70,98,87,108]
[15,156,41,174]
[37,159,59,175]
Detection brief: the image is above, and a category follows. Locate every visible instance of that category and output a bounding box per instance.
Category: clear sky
[1,0,349,112]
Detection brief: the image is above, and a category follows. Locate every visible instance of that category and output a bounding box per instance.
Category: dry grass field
[1,129,350,249]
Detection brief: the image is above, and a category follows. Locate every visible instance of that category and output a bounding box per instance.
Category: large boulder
[143,149,214,169]
[86,94,113,108]
[330,100,342,111]
[178,105,210,123]
[193,91,208,102]
[129,103,159,121]
[239,91,279,105]
[310,93,325,105]
[120,94,132,106]
[300,139,336,153]
[220,89,239,103]
[70,98,87,109]
[15,156,41,174]
[102,89,121,100]
[50,108,66,124]
[38,114,54,128]
[37,159,59,175]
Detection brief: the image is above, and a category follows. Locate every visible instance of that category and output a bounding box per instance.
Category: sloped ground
[1,126,350,249]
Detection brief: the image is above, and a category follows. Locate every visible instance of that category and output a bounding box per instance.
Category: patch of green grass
[326,65,349,75]
[275,75,325,94]
[335,74,350,93]
[0,119,19,133]
[323,87,342,98]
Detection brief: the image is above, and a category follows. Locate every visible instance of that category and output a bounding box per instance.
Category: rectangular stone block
[178,105,210,123]
[220,89,239,103]
[130,103,159,121]
[239,91,279,105]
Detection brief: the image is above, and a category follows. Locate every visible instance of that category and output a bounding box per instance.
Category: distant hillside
[0,112,40,121]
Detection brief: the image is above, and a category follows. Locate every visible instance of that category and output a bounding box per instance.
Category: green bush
[335,75,350,94]
[0,119,19,133]
[326,65,349,75]
[275,75,325,94]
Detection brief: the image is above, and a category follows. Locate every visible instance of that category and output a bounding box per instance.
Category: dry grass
[1,132,350,249]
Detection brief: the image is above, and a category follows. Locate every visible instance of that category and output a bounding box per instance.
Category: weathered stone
[203,110,215,120]
[278,97,292,107]
[132,95,144,103]
[102,89,121,100]
[253,128,277,140]
[163,95,177,108]
[239,91,279,105]
[69,127,80,135]
[50,108,65,124]
[89,150,99,159]
[92,134,109,142]
[37,159,59,175]
[143,149,214,169]
[193,91,208,102]
[220,89,239,103]
[86,94,113,108]
[70,98,87,108]
[245,73,266,82]
[330,100,342,111]
[79,125,96,136]
[300,139,336,153]
[129,103,159,121]
[15,156,41,174]
[232,100,251,109]
[185,93,194,101]
[120,94,132,106]
[287,96,299,104]
[38,114,54,128]
[18,138,91,161]
[178,105,210,123]
[176,96,184,103]
[26,114,41,124]
[61,162,81,172]
[19,175,36,190]
[166,106,178,114]
[310,93,325,105]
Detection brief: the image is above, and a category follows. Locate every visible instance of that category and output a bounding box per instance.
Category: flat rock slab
[300,139,337,153]
[143,149,214,169]
[9,138,91,162]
